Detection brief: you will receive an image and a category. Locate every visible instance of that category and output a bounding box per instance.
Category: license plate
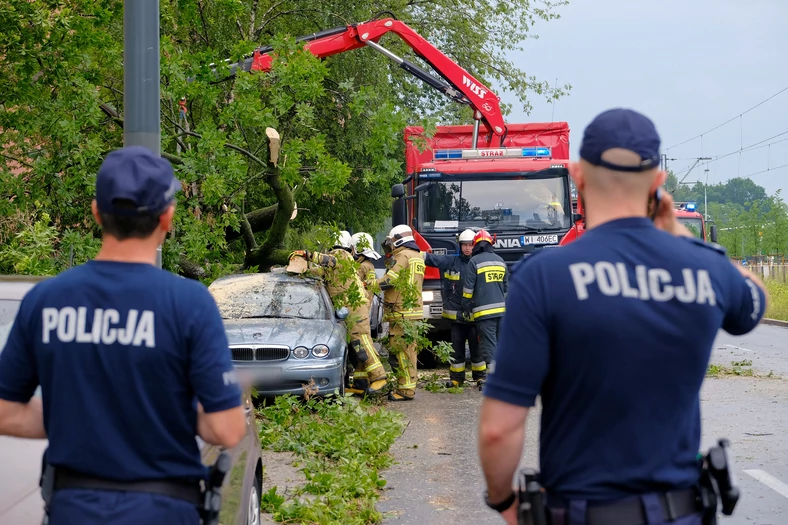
[521,234,559,245]
[429,305,443,315]
[255,367,282,380]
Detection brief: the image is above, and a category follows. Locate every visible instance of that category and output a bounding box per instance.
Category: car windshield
[678,217,704,239]
[0,299,21,355]
[419,176,571,232]
[212,279,329,320]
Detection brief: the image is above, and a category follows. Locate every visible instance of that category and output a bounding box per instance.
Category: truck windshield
[419,176,571,232]
[678,217,704,239]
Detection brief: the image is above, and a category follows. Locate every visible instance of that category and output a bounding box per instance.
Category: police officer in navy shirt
[478,109,768,525]
[0,146,247,524]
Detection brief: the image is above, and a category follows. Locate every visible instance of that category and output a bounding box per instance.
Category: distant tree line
[667,173,788,258]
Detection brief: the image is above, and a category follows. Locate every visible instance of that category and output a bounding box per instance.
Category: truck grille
[230,345,290,362]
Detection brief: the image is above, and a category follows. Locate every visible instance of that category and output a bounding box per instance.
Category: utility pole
[124,0,162,268]
[674,157,712,193]
[703,168,709,220]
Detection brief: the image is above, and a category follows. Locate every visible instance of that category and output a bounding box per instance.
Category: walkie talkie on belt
[517,468,547,525]
[201,451,232,525]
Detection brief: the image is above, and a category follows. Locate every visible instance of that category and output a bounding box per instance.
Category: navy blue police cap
[96,146,181,216]
[579,108,661,172]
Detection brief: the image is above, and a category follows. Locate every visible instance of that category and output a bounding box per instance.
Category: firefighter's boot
[445,379,463,388]
[351,325,388,395]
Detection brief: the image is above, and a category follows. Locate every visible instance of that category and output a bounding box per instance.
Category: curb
[761,318,788,328]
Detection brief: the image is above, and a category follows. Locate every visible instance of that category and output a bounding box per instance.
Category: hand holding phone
[647,187,662,221]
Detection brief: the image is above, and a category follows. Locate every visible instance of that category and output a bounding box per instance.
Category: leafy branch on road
[257,393,404,525]
[706,360,776,379]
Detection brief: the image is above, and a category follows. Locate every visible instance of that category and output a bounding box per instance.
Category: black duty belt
[54,468,203,506]
[549,489,700,525]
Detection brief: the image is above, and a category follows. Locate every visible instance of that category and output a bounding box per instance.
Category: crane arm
[215,17,507,143]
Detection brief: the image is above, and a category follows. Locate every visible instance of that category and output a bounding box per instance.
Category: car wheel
[247,471,262,525]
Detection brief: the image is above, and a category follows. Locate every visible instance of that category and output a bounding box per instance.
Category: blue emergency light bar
[686,202,696,211]
[434,147,551,160]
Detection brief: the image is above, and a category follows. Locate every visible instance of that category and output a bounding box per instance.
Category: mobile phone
[648,187,662,221]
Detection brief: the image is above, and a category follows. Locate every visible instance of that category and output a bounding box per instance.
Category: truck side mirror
[572,213,583,223]
[391,184,406,198]
[391,184,407,226]
[710,224,718,244]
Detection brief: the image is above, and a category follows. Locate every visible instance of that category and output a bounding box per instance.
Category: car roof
[0,275,50,301]
[208,269,322,289]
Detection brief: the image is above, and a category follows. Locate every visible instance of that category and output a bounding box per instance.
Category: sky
[493,0,788,198]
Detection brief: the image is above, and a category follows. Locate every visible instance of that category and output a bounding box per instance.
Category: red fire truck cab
[390,122,579,337]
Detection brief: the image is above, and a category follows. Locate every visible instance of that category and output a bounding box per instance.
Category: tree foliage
[666,172,788,258]
[0,0,569,281]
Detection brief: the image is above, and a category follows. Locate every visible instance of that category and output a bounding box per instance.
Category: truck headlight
[422,291,434,302]
[312,344,330,358]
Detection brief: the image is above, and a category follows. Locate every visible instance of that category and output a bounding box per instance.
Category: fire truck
[561,198,718,244]
[217,15,580,341]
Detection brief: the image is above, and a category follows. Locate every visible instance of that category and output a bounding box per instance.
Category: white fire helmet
[458,228,475,244]
[387,224,415,249]
[351,232,381,260]
[335,230,353,250]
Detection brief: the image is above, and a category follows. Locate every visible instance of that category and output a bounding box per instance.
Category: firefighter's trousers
[349,315,387,390]
[387,321,418,398]
[449,321,485,383]
[476,316,502,365]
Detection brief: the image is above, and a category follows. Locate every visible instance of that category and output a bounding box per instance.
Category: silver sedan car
[208,270,350,398]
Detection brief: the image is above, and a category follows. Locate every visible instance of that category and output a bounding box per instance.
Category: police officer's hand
[500,500,518,525]
[652,191,694,238]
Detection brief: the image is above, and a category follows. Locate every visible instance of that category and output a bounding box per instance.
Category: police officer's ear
[91,200,102,225]
[158,203,176,233]
[567,162,585,193]
[649,170,668,194]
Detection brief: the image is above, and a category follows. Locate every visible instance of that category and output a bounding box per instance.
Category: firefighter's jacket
[423,252,472,323]
[461,249,508,321]
[357,258,378,305]
[377,244,425,321]
[308,249,368,316]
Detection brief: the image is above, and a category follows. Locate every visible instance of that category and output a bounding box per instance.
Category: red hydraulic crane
[211,15,508,147]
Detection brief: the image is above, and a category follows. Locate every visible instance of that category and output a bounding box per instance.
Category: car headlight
[292,346,309,359]
[422,291,434,302]
[312,344,330,358]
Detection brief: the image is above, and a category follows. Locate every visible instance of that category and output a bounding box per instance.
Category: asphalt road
[379,324,788,525]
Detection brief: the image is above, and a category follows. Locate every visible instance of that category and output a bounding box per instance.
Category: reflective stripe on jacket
[308,249,369,315]
[378,246,424,320]
[423,252,472,322]
[461,251,508,320]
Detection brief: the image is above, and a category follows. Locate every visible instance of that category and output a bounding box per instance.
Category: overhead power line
[666,85,788,150]
[670,130,788,178]
[743,162,788,180]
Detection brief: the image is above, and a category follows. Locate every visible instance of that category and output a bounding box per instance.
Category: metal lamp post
[123,0,163,268]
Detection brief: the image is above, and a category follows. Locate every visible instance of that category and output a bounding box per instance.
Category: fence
[731,263,788,283]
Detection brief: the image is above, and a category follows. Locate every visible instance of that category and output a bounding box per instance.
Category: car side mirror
[335,306,349,320]
[709,224,718,244]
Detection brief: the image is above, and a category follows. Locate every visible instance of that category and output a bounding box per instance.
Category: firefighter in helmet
[351,232,382,305]
[461,229,508,367]
[378,224,425,401]
[422,228,485,387]
[289,230,387,395]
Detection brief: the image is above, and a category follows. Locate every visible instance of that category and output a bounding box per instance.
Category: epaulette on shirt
[678,236,728,256]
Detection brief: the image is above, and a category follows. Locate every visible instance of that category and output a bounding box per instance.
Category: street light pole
[123,0,162,268]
